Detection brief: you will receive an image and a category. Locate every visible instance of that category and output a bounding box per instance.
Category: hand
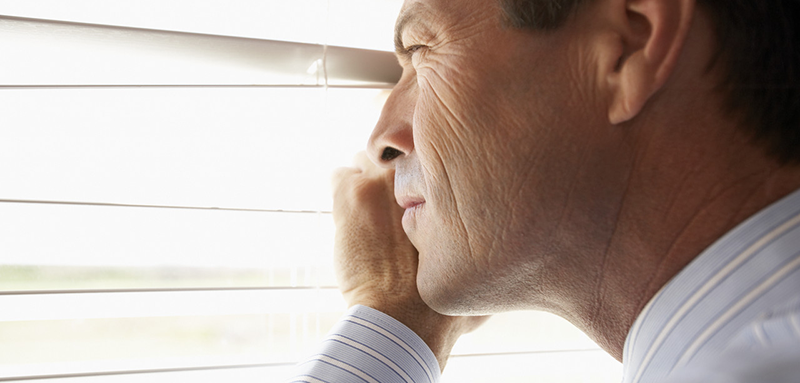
[331,152,488,370]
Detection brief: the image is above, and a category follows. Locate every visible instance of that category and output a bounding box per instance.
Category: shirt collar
[622,188,800,383]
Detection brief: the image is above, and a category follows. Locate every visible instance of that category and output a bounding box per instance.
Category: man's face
[369,0,628,315]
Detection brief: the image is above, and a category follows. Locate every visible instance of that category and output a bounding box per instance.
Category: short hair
[501,0,800,164]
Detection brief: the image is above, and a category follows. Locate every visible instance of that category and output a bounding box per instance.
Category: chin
[417,272,499,316]
[415,237,513,316]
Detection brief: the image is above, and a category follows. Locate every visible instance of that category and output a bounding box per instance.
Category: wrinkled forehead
[394,0,502,48]
[397,0,500,22]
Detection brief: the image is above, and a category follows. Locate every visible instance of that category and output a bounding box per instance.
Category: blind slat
[0,363,291,383]
[1,364,296,382]
[0,0,403,51]
[0,15,401,86]
[0,289,345,321]
[0,84,391,89]
[0,198,332,214]
[0,286,339,295]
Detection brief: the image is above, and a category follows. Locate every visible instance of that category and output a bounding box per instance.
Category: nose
[367,70,416,168]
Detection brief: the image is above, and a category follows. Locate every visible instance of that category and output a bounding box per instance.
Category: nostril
[381,147,403,162]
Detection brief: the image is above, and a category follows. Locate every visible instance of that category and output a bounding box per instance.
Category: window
[0,2,622,382]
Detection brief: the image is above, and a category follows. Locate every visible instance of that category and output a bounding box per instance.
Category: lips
[396,195,426,210]
[396,194,425,232]
[393,166,425,228]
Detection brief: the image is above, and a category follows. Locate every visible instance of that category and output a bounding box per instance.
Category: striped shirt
[289,188,800,382]
[288,305,441,383]
[623,188,800,383]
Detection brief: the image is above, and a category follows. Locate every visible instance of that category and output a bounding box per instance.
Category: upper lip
[396,194,425,209]
[394,167,425,209]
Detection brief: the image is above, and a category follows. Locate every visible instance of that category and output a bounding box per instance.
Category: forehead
[397,0,498,23]
[394,0,501,44]
[399,0,497,12]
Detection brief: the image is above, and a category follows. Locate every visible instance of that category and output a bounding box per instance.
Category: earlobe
[608,55,654,124]
[606,0,695,124]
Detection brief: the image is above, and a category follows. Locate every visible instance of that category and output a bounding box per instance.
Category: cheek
[413,70,473,193]
[411,71,486,258]
[411,65,522,274]
[414,63,536,226]
[413,62,503,176]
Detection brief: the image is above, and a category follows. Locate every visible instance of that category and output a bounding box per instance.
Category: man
[291,0,800,381]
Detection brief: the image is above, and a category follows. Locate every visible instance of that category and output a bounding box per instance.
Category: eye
[402,44,427,58]
[405,44,425,54]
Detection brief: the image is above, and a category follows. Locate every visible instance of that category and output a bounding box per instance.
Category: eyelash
[403,44,426,57]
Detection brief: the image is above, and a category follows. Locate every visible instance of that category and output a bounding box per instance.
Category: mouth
[396,195,426,210]
[396,195,426,230]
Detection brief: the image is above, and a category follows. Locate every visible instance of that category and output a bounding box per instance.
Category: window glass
[0,88,384,211]
[0,204,337,291]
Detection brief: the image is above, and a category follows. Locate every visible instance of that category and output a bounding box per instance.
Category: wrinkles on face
[415,34,526,258]
[388,0,632,315]
[429,140,477,261]
[416,73,472,212]
[412,49,516,306]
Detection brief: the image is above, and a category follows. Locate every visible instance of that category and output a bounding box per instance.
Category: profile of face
[368,0,633,316]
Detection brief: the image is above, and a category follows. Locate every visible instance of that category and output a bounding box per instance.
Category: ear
[606,0,695,124]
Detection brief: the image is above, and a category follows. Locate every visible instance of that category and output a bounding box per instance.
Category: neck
[574,116,800,360]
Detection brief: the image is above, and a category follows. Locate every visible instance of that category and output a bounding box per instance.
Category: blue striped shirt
[290,188,800,382]
[623,188,800,383]
[288,305,441,383]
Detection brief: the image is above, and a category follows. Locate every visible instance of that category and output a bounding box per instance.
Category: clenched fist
[331,152,488,370]
[332,152,418,311]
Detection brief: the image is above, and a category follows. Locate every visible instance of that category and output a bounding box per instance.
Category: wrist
[354,297,464,371]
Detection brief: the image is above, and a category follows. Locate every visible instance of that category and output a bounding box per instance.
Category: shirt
[623,187,800,383]
[288,305,440,383]
[288,188,800,383]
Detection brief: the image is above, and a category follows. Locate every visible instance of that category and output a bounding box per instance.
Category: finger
[331,166,361,193]
[463,315,492,334]
[352,151,377,172]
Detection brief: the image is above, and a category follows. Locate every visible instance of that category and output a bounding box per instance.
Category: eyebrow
[394,3,425,54]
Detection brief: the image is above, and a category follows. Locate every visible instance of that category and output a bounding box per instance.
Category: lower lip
[402,202,425,229]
